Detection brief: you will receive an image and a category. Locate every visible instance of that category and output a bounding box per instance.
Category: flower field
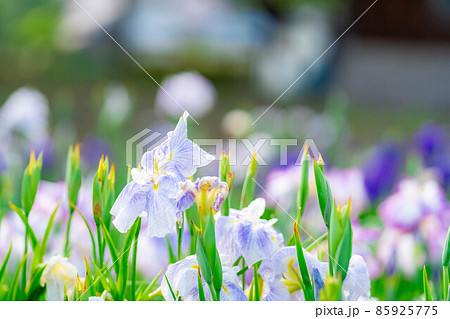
[1,0,450,304]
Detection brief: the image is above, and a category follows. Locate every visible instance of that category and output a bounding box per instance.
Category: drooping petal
[157,171,183,198]
[219,266,248,301]
[216,198,282,267]
[261,279,291,301]
[145,188,178,237]
[235,221,283,266]
[111,182,149,233]
[161,255,247,301]
[215,214,241,264]
[161,255,201,301]
[342,255,371,301]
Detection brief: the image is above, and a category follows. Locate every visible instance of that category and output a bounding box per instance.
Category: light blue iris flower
[215,198,284,266]
[110,111,214,237]
[161,255,247,301]
[342,255,371,301]
[258,246,326,301]
[258,247,371,301]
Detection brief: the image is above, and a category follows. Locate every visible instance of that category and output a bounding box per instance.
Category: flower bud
[65,144,82,214]
[21,150,43,215]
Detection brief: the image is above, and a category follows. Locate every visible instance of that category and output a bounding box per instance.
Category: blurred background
[1,0,450,300]
[1,0,450,175]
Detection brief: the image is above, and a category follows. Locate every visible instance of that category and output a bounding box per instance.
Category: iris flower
[40,256,78,301]
[110,111,214,237]
[215,198,283,266]
[258,246,326,301]
[258,247,371,301]
[176,176,229,214]
[161,255,247,301]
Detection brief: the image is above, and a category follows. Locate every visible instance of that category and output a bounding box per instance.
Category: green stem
[63,211,73,256]
[96,224,103,268]
[22,220,28,291]
[177,221,183,261]
[253,263,260,301]
[208,283,219,301]
[443,266,449,301]
[131,218,141,301]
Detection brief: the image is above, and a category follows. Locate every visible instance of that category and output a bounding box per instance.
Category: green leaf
[72,203,98,263]
[212,249,223,299]
[35,200,61,268]
[423,266,432,301]
[0,243,12,284]
[240,153,258,209]
[117,220,138,298]
[305,233,328,252]
[25,266,46,300]
[100,220,120,276]
[253,262,261,301]
[131,217,141,301]
[442,224,450,267]
[313,159,333,228]
[334,216,352,280]
[443,266,449,301]
[89,258,119,300]
[164,273,177,301]
[166,236,176,264]
[203,212,217,271]
[8,253,28,300]
[219,151,233,217]
[9,202,38,250]
[137,270,162,301]
[197,268,206,301]
[296,145,309,222]
[294,223,315,301]
[196,235,212,285]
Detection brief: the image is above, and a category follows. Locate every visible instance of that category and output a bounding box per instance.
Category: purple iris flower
[363,141,403,203]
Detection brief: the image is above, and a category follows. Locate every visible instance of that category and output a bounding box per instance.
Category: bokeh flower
[155,72,216,118]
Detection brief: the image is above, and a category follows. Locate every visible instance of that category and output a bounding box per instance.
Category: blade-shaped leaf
[423,266,432,301]
[100,220,119,276]
[294,223,315,301]
[0,243,12,284]
[9,202,38,250]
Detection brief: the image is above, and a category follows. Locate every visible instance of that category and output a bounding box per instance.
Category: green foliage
[240,153,258,209]
[294,223,315,301]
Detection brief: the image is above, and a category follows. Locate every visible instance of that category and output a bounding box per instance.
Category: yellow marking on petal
[191,265,199,270]
[280,257,303,294]
[153,183,159,190]
[222,285,228,294]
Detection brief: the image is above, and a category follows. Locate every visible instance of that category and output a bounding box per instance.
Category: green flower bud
[65,144,82,214]
[21,150,43,216]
